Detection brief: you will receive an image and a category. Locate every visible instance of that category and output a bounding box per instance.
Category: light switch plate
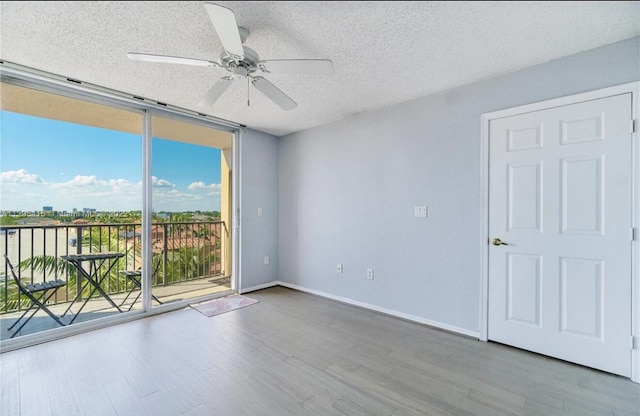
[414,206,427,218]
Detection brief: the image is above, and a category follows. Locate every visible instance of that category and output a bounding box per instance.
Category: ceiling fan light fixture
[230,66,248,79]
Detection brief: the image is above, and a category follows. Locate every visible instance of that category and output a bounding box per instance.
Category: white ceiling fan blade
[252,76,297,111]
[127,53,220,68]
[197,77,234,107]
[258,59,334,75]
[204,3,245,60]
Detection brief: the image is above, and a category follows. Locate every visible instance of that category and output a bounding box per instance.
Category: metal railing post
[163,223,168,286]
[75,226,83,302]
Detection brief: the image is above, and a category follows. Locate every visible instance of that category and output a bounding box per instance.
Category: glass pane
[149,115,233,306]
[0,82,143,339]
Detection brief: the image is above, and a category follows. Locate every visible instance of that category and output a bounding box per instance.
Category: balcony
[0,220,231,340]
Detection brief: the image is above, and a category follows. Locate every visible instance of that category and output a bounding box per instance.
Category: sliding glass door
[0,81,143,339]
[0,67,239,348]
[147,114,234,307]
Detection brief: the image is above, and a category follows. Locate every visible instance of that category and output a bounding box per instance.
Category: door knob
[492,238,508,246]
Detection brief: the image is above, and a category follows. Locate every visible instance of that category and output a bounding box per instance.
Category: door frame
[479,81,640,383]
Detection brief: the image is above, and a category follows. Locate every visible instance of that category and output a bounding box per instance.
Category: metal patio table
[60,252,125,324]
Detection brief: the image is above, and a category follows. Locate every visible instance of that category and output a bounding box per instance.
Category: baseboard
[633,349,639,384]
[277,281,480,339]
[238,281,280,294]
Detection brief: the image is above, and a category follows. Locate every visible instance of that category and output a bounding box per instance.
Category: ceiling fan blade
[127,53,220,68]
[204,3,245,60]
[258,59,334,75]
[252,76,297,111]
[197,77,234,107]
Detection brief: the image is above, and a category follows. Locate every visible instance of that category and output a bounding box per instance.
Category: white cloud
[153,189,197,200]
[187,181,221,193]
[187,181,206,190]
[1,172,220,212]
[0,169,45,184]
[50,175,100,188]
[108,178,132,186]
[49,176,138,190]
[152,176,175,188]
[152,186,221,211]
[3,174,142,211]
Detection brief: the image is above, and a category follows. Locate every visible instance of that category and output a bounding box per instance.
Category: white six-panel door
[488,93,632,377]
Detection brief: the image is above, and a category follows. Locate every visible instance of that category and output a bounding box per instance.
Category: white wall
[278,36,640,335]
[239,128,279,291]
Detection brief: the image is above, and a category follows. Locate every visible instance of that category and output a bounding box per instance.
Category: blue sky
[0,111,222,212]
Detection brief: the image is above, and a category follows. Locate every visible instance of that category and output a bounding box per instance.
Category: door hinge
[633,336,639,350]
[632,119,638,134]
[632,228,639,241]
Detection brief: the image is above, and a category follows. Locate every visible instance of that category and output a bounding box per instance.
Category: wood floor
[0,286,638,416]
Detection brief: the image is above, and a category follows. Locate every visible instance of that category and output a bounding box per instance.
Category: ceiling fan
[127,3,334,111]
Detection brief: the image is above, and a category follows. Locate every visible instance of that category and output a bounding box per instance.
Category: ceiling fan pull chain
[247,76,250,107]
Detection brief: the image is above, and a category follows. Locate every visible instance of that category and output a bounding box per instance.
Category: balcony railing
[1,220,228,313]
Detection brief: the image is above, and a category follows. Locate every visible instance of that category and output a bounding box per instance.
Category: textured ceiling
[1,1,639,136]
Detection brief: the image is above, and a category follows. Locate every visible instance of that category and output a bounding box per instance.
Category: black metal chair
[4,254,67,338]
[119,256,163,311]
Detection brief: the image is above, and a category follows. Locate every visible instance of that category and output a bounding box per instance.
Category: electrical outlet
[257,208,263,216]
[414,206,427,218]
[337,264,343,273]
[264,256,270,265]
[367,268,374,280]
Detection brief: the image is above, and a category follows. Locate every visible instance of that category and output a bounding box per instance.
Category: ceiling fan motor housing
[221,46,260,76]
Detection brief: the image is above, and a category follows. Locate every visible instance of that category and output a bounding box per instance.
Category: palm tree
[164,244,216,284]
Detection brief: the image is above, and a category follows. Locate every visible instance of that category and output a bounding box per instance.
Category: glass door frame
[0,61,242,352]
[144,110,239,310]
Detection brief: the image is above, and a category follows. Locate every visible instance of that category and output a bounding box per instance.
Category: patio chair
[4,254,67,338]
[119,256,164,311]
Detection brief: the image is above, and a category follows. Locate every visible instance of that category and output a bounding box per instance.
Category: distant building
[42,206,53,211]
[82,208,96,213]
